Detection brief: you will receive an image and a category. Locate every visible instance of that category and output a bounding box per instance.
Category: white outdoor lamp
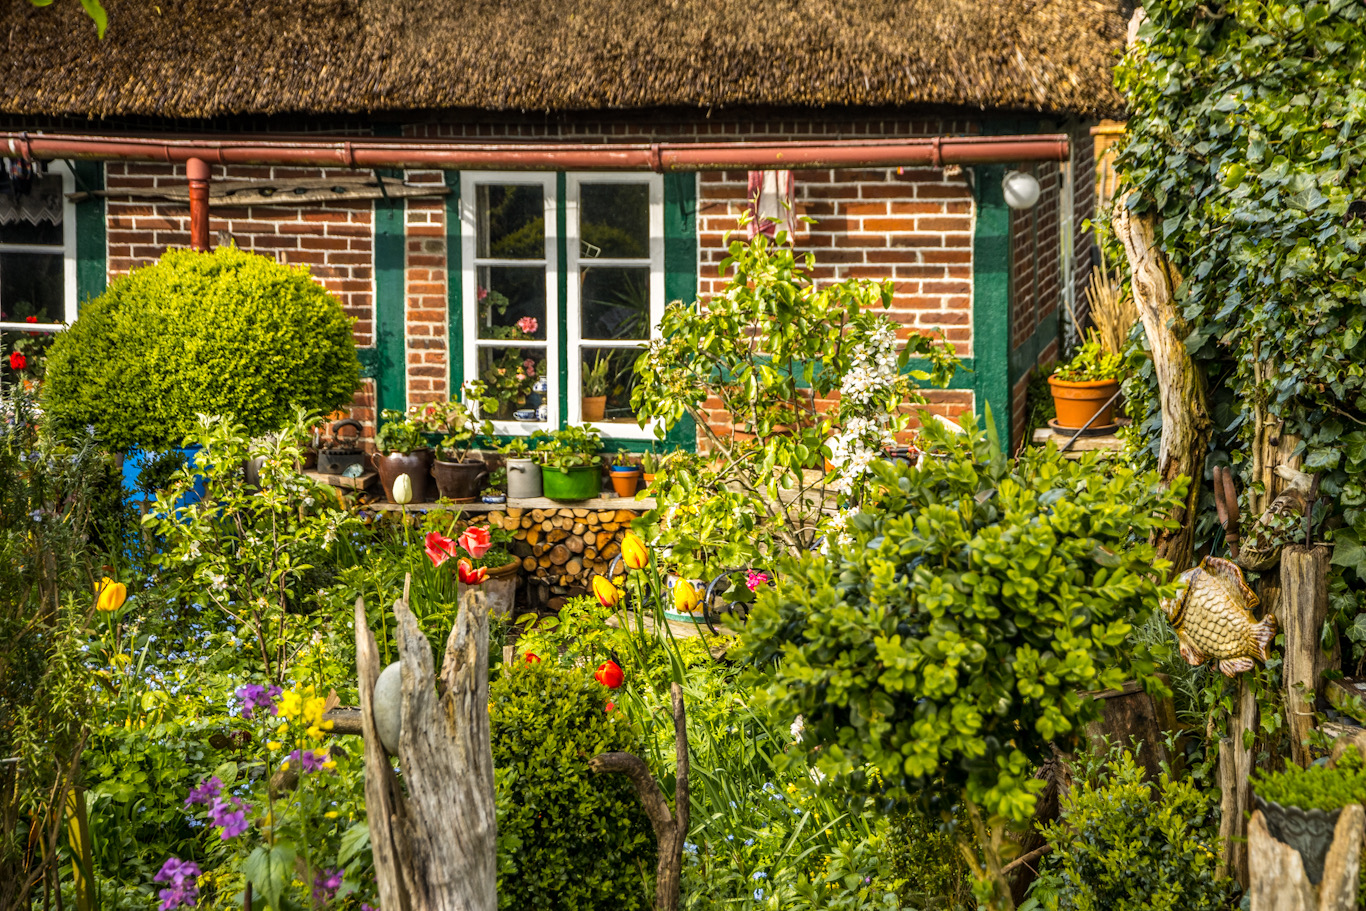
[1002,170,1042,210]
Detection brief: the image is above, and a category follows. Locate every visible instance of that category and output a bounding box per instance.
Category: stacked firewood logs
[487,507,643,600]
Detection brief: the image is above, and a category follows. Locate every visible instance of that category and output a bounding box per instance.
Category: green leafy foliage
[1051,338,1122,383]
[1024,751,1234,911]
[374,409,428,455]
[490,661,655,911]
[43,246,359,450]
[537,423,603,473]
[1252,748,1366,811]
[740,415,1184,824]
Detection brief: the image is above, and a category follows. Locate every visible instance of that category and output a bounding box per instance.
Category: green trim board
[660,172,698,452]
[444,171,463,394]
[971,162,1012,442]
[372,169,406,417]
[73,161,106,306]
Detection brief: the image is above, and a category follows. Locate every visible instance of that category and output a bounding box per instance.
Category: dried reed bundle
[1084,264,1137,355]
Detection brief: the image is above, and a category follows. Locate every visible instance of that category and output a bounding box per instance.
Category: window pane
[477,266,546,341]
[581,346,644,426]
[579,266,650,341]
[0,252,64,323]
[0,172,63,246]
[476,184,544,260]
[476,346,549,422]
[580,183,648,259]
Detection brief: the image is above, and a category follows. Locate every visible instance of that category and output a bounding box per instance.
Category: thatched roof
[0,0,1131,121]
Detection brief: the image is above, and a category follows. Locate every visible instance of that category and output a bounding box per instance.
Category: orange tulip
[621,532,649,570]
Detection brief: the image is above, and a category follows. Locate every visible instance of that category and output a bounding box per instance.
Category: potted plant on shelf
[1048,335,1124,430]
[608,449,641,498]
[414,398,493,503]
[501,436,543,500]
[582,354,609,423]
[375,409,433,504]
[1251,748,1366,885]
[483,467,507,504]
[538,424,603,501]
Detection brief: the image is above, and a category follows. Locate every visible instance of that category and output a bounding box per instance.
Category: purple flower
[207,797,250,839]
[184,776,222,807]
[153,857,201,910]
[312,868,344,904]
[287,748,329,774]
[235,683,282,719]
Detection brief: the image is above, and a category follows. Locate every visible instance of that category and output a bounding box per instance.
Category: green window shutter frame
[74,161,106,306]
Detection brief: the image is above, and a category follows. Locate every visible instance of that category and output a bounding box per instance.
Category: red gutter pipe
[185,157,210,251]
[2,131,1069,171]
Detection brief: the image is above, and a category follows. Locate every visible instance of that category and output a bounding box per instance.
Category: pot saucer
[1048,417,1119,437]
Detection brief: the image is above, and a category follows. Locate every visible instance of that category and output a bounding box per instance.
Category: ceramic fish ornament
[1160,556,1276,677]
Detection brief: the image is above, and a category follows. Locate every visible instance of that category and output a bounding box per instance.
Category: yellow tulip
[95,578,127,613]
[673,578,700,613]
[621,532,649,570]
[592,575,620,608]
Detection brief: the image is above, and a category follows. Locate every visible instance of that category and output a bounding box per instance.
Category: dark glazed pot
[432,459,489,502]
[376,449,433,503]
[1253,792,1342,884]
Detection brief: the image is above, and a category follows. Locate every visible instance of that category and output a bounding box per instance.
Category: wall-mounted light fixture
[1002,170,1042,210]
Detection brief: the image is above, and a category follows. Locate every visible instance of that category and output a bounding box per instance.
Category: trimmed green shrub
[1024,752,1235,911]
[491,661,654,911]
[1253,748,1366,812]
[43,247,359,450]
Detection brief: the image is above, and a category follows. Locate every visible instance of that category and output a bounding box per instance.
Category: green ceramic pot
[541,464,601,501]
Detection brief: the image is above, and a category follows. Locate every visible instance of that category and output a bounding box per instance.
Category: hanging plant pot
[1252,793,1342,885]
[1048,377,1121,430]
[542,465,602,501]
[376,449,433,503]
[431,459,489,503]
[506,458,543,499]
[582,396,607,422]
[609,466,641,498]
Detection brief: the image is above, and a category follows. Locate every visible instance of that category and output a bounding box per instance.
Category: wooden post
[1218,679,1258,888]
[1249,805,1363,911]
[354,584,498,911]
[590,682,689,911]
[1283,545,1335,767]
[1113,198,1211,573]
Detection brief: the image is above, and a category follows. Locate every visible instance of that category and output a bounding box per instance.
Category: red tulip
[424,532,459,567]
[605,701,615,713]
[8,351,26,371]
[459,526,492,559]
[24,316,37,323]
[524,652,541,664]
[457,559,488,586]
[594,660,624,690]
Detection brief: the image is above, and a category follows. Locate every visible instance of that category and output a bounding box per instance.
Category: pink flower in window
[478,286,489,302]
[517,316,538,335]
[523,358,537,377]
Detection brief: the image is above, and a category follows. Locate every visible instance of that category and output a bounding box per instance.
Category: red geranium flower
[594,660,624,690]
[456,559,488,586]
[8,351,26,371]
[424,532,459,567]
[458,526,492,559]
[24,316,37,323]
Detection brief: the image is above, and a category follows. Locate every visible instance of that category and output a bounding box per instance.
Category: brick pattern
[404,170,449,404]
[1009,161,1062,354]
[1070,124,1099,340]
[104,162,377,346]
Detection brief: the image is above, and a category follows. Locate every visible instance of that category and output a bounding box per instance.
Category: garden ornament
[1214,463,1316,570]
[1160,556,1277,677]
[372,661,403,755]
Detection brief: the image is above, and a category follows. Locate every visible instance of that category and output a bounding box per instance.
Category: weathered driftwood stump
[1217,678,1258,888]
[1283,545,1336,766]
[1249,805,1364,911]
[1084,676,1178,782]
[589,682,690,911]
[354,586,497,911]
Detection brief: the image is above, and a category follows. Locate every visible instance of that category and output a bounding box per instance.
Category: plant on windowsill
[537,424,603,501]
[1048,334,1125,431]
[582,353,610,423]
[608,448,641,498]
[374,409,433,504]
[413,398,494,503]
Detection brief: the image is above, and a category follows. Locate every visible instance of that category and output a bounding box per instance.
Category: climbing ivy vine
[1113,0,1366,661]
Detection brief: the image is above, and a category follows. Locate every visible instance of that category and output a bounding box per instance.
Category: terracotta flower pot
[582,395,607,422]
[1048,377,1121,430]
[376,449,432,503]
[432,459,489,502]
[609,467,641,498]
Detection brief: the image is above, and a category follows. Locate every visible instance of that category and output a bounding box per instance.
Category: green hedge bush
[43,247,359,450]
[491,661,654,911]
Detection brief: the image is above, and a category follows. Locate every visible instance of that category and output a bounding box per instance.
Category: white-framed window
[458,171,664,440]
[459,172,559,436]
[0,160,78,333]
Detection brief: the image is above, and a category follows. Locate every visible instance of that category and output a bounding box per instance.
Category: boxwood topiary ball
[43,246,360,451]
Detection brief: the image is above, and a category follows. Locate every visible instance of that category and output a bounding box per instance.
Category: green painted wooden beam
[373,171,406,417]
[74,162,106,306]
[972,163,1011,442]
[660,172,698,452]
